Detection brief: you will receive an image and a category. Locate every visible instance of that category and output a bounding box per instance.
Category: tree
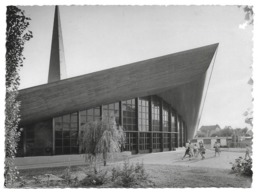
[210,133,219,137]
[195,131,206,138]
[234,127,248,136]
[239,5,254,128]
[243,108,253,127]
[80,116,125,173]
[5,6,33,186]
[240,5,254,25]
[219,127,233,137]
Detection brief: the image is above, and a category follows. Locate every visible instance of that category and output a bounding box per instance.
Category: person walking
[189,141,194,158]
[193,143,198,157]
[245,144,251,160]
[182,140,192,160]
[198,141,206,160]
[214,141,221,157]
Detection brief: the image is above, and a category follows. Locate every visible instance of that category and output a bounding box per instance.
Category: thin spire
[48,5,67,83]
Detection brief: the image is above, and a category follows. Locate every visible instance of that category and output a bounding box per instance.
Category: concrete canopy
[18,43,218,139]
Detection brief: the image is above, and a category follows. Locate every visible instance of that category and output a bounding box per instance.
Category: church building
[17,6,219,157]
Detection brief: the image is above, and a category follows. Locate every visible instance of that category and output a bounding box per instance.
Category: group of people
[182,140,221,160]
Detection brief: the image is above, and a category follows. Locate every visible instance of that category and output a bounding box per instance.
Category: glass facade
[153,133,162,150]
[138,97,149,131]
[171,111,176,132]
[163,133,170,149]
[80,107,101,130]
[122,99,136,131]
[162,105,169,132]
[182,121,185,144]
[55,113,78,155]
[139,132,151,151]
[18,120,53,157]
[177,116,183,147]
[152,96,160,132]
[20,95,187,156]
[103,103,119,125]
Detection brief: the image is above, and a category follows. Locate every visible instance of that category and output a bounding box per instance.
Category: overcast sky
[18,5,253,129]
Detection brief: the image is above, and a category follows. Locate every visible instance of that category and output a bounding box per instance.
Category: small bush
[111,167,120,182]
[112,160,149,187]
[231,157,253,176]
[62,166,72,185]
[16,176,26,187]
[32,176,41,184]
[80,169,108,186]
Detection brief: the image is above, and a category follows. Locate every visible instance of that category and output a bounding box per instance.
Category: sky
[17,5,253,129]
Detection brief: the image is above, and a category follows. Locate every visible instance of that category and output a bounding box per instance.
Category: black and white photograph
[1,0,257,190]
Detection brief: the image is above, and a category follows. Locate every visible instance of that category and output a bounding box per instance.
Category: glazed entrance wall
[17,119,52,157]
[19,95,187,156]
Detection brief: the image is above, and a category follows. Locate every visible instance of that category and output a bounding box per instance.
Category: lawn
[145,164,251,188]
[14,162,251,188]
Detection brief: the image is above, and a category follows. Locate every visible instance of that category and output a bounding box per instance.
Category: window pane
[63,139,70,147]
[63,147,70,154]
[70,131,78,139]
[87,109,93,115]
[71,147,79,154]
[63,123,70,131]
[55,131,62,139]
[63,115,70,123]
[55,139,62,147]
[55,122,62,131]
[63,131,70,138]
[109,103,114,109]
[55,117,62,123]
[87,116,93,122]
[80,110,86,116]
[70,139,78,146]
[55,147,62,155]
[94,108,100,116]
[71,113,77,122]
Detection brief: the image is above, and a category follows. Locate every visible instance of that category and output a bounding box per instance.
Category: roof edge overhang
[18,43,219,126]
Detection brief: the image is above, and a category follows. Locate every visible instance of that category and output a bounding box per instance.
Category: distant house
[198,124,221,137]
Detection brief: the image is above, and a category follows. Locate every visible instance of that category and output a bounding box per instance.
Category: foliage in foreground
[111,160,149,187]
[76,160,149,187]
[231,157,252,177]
[13,160,150,188]
[5,6,33,187]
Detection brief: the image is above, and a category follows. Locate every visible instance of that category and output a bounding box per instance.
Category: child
[198,141,206,160]
[182,140,192,160]
[214,141,221,157]
[193,144,198,157]
[245,144,251,160]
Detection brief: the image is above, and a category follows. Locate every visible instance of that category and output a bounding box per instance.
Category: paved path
[125,148,245,170]
[16,149,246,170]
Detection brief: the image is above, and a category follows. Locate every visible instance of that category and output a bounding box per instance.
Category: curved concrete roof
[18,43,218,138]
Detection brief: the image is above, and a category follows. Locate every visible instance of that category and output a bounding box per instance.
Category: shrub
[231,157,252,176]
[62,166,72,185]
[32,176,41,184]
[80,169,108,186]
[60,166,80,187]
[112,160,149,187]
